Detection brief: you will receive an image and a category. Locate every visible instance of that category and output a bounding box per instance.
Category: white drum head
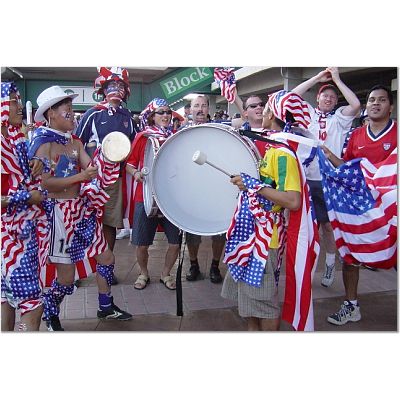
[151,124,260,235]
[102,131,131,162]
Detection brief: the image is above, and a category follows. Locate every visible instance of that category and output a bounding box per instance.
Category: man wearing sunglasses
[76,67,136,285]
[292,67,360,289]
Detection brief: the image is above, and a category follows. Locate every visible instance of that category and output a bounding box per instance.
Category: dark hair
[43,98,72,121]
[366,85,393,105]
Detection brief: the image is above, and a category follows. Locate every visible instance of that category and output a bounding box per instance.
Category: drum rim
[150,124,260,236]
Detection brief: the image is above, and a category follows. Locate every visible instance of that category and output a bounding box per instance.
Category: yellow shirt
[259,147,301,248]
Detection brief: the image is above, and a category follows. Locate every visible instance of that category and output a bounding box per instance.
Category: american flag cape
[1,130,52,313]
[224,138,320,331]
[214,68,236,103]
[318,147,397,269]
[28,128,120,287]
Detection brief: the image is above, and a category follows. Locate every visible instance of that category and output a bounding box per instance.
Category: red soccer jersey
[343,120,397,163]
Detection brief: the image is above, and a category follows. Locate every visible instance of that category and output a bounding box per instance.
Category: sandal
[134,274,150,290]
[160,275,176,290]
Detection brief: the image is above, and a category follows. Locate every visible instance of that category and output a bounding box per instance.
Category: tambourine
[101,131,131,163]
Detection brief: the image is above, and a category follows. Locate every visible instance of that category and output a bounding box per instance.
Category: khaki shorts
[103,178,124,228]
[221,249,280,319]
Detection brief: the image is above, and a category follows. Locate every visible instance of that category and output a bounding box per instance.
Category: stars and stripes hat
[34,86,79,122]
[1,81,20,127]
[94,67,131,100]
[139,97,169,129]
[267,90,311,129]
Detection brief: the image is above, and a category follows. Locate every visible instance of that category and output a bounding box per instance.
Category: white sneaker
[327,300,361,325]
[116,229,131,240]
[321,263,335,287]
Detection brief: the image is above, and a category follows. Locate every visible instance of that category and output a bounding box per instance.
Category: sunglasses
[246,102,265,109]
[154,110,172,115]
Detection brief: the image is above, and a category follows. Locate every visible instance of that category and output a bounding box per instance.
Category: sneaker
[321,263,335,287]
[97,303,132,320]
[46,316,64,331]
[209,266,223,284]
[116,229,131,240]
[186,264,200,281]
[327,300,361,325]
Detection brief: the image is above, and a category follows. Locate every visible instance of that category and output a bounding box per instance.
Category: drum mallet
[192,150,234,178]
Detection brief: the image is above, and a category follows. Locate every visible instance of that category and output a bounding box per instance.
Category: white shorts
[48,203,73,264]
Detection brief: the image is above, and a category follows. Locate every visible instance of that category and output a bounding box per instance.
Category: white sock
[326,253,336,266]
[349,299,358,306]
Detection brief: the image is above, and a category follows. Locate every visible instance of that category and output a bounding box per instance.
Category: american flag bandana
[318,147,397,269]
[267,90,311,130]
[224,173,274,287]
[1,81,21,128]
[139,98,169,131]
[214,68,236,103]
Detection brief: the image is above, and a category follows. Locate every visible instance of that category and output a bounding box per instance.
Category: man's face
[191,96,209,124]
[8,92,23,126]
[366,89,393,122]
[262,105,273,130]
[317,89,338,113]
[104,80,126,103]
[49,100,75,132]
[244,96,264,126]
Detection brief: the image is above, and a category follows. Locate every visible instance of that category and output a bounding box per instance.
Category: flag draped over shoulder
[224,137,320,331]
[35,133,120,287]
[318,147,397,269]
[214,68,236,103]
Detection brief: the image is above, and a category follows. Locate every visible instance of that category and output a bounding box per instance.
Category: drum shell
[150,124,261,236]
[143,135,166,217]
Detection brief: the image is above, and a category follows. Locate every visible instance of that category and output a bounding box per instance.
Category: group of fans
[1,66,397,331]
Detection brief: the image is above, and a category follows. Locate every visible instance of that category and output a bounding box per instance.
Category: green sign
[160,67,214,99]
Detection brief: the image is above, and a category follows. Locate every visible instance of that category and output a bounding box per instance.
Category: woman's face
[8,92,23,126]
[153,106,172,128]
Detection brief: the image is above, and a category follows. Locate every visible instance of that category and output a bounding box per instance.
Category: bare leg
[103,224,116,251]
[259,318,280,331]
[161,244,179,278]
[136,246,150,277]
[247,317,261,331]
[343,262,359,300]
[211,238,225,262]
[1,302,16,331]
[187,242,200,262]
[321,222,337,254]
[18,305,43,331]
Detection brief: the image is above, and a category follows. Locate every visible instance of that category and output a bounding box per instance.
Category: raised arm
[327,67,360,117]
[292,69,332,97]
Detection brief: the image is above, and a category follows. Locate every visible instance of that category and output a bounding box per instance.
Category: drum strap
[239,129,294,151]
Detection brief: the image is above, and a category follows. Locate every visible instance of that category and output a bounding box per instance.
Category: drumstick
[26,101,33,125]
[192,150,234,178]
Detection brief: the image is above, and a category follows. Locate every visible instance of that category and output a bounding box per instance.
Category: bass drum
[151,124,261,235]
[143,135,166,217]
